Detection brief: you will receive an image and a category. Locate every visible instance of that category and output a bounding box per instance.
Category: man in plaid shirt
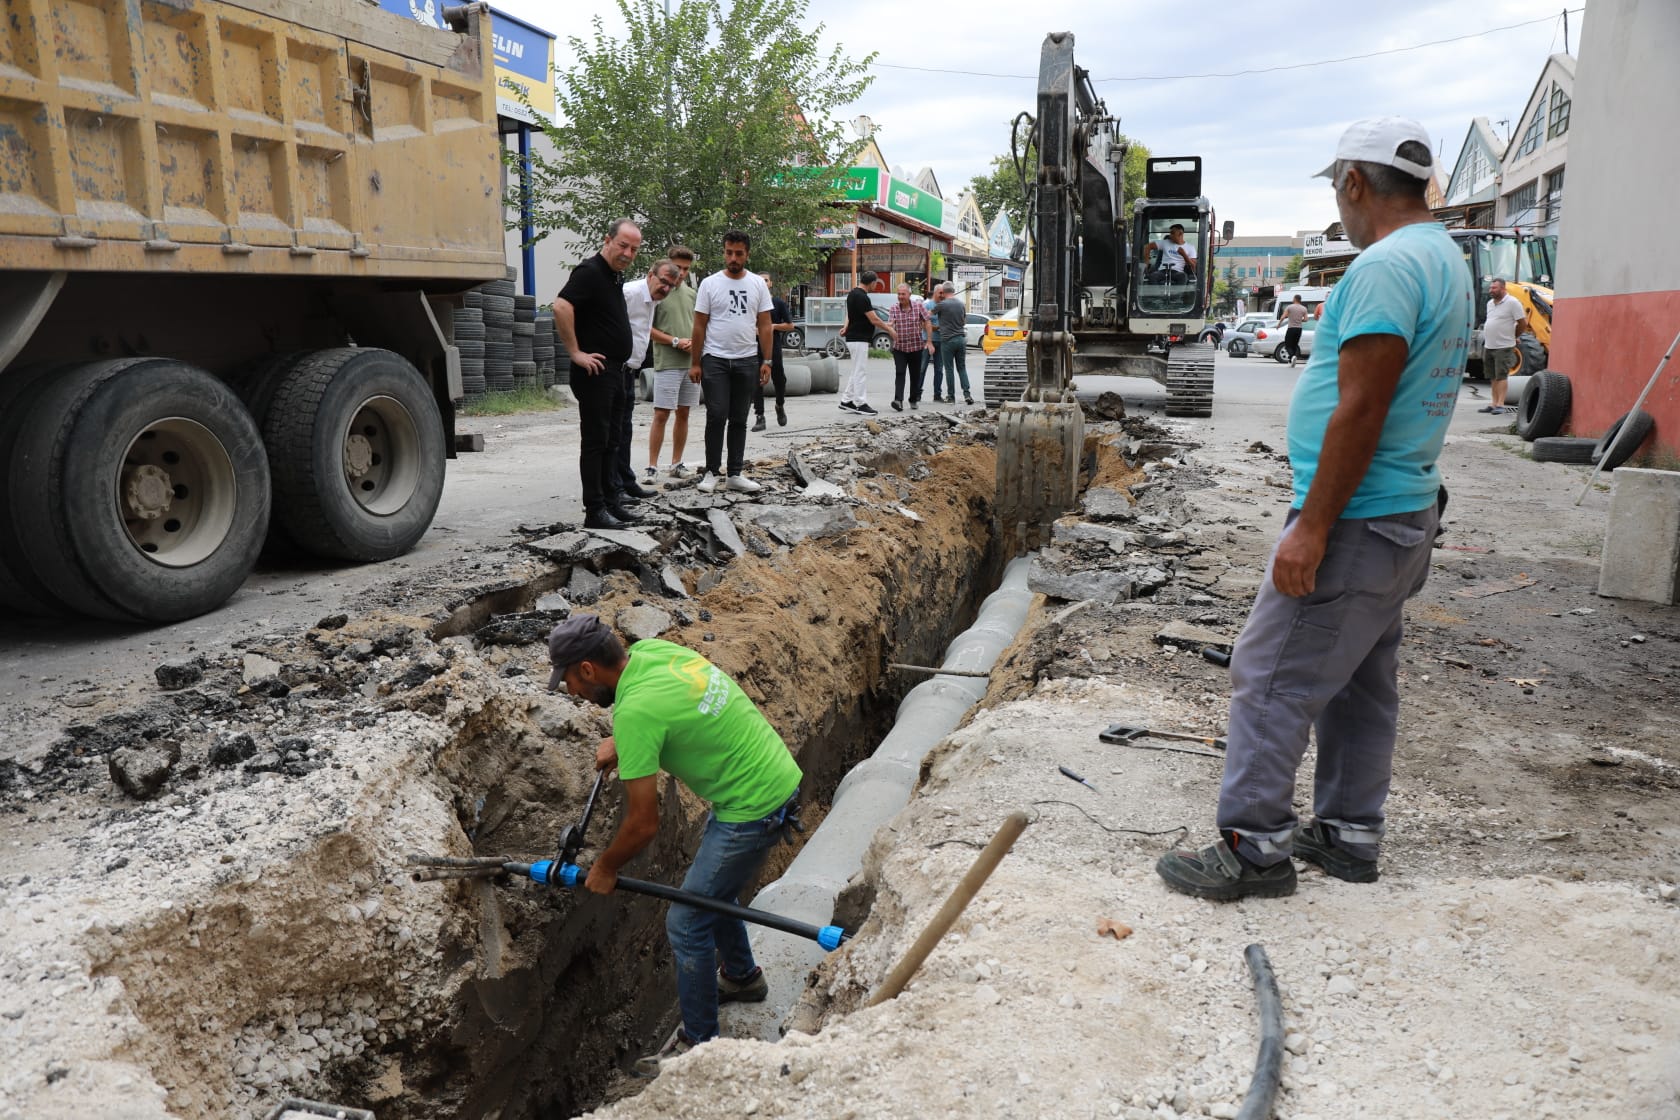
[887,283,933,411]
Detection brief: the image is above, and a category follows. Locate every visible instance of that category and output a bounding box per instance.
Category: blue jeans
[928,337,946,397]
[938,336,969,399]
[668,794,797,1041]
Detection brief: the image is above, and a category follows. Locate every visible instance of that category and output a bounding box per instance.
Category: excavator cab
[1130,158,1213,327]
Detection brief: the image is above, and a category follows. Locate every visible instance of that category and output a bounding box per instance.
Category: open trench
[21,426,1048,1120]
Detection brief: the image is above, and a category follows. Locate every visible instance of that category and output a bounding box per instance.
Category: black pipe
[509,860,850,951]
[1237,943,1284,1120]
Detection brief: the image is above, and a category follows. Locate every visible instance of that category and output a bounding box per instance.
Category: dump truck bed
[0,0,504,281]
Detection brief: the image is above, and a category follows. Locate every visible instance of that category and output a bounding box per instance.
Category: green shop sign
[885,176,942,227]
[781,165,881,202]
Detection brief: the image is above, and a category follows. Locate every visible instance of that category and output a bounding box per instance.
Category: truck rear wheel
[259,348,446,561]
[5,358,270,621]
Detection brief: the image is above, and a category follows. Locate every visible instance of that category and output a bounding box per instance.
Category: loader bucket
[996,400,1084,552]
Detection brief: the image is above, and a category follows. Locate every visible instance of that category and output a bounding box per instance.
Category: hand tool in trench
[515,859,850,950]
[557,768,608,867]
[1100,722,1227,754]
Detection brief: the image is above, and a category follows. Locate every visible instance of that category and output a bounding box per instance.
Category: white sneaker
[668,462,693,478]
[725,475,761,493]
[642,465,657,481]
[697,472,720,494]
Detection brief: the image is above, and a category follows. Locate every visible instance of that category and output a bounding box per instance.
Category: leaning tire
[1514,370,1570,441]
[1227,337,1249,358]
[1592,409,1655,470]
[1531,436,1598,465]
[6,359,270,621]
[259,348,446,561]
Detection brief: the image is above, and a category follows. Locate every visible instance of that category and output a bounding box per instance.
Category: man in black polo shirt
[555,219,642,530]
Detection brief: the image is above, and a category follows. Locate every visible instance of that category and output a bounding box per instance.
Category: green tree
[1282,254,1304,284]
[515,0,873,283]
[965,132,1150,230]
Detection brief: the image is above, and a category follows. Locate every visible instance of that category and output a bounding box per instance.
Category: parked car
[1224,313,1273,358]
[982,313,1025,355]
[1252,318,1317,362]
[964,312,990,348]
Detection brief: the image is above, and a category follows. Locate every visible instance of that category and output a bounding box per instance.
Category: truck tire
[1513,334,1548,377]
[0,362,74,614]
[1530,436,1597,465]
[1226,337,1249,358]
[259,348,446,561]
[6,358,270,621]
[1592,409,1655,470]
[1514,370,1570,441]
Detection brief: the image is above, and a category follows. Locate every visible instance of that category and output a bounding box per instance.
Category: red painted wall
[1549,289,1680,461]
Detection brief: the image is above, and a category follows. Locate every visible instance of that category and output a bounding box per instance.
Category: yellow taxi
[981,311,1025,355]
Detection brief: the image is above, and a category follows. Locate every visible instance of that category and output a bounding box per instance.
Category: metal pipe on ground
[728,556,1037,1041]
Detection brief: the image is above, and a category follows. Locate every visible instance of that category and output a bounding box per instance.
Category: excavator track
[982,341,1029,408]
[1164,341,1216,417]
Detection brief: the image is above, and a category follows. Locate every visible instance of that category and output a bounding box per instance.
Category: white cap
[1313,117,1433,181]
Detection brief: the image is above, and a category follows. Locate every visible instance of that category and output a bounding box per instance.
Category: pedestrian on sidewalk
[752,273,793,431]
[933,283,973,404]
[545,614,803,1077]
[887,283,932,410]
[1478,277,1529,415]
[646,245,699,479]
[553,218,641,530]
[924,287,947,400]
[614,258,681,514]
[1277,294,1310,368]
[841,271,893,414]
[1157,117,1472,901]
[689,231,772,494]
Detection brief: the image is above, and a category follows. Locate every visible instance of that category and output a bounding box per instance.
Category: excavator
[991,32,1229,549]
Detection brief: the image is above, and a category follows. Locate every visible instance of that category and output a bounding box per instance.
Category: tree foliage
[965,131,1151,231]
[515,0,873,282]
[1283,254,1304,284]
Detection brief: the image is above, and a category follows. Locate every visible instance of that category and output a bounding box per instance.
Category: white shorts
[652,367,701,410]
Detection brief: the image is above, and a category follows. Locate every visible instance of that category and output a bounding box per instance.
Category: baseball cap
[1313,117,1433,181]
[546,613,609,691]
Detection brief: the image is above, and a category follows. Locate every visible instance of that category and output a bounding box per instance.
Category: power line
[870,10,1583,84]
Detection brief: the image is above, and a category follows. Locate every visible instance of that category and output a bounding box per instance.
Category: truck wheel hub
[124,464,173,520]
[344,433,375,478]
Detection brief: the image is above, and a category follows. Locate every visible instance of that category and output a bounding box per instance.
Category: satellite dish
[852,115,875,140]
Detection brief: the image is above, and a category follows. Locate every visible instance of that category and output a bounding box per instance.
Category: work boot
[606,505,641,525]
[632,1027,695,1078]
[1292,821,1379,883]
[752,415,767,432]
[776,403,787,426]
[717,966,769,1004]
[1156,834,1296,901]
[619,480,657,500]
[582,508,626,531]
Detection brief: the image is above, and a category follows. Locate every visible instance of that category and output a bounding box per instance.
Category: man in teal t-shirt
[1158,118,1471,903]
[545,613,802,1075]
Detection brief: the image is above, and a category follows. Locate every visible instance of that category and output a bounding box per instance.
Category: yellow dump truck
[0,0,505,622]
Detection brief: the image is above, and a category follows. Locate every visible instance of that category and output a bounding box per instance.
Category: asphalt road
[0,347,1529,766]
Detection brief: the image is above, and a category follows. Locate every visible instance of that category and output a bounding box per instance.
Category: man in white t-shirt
[1478,277,1529,415]
[1152,224,1196,279]
[689,231,773,494]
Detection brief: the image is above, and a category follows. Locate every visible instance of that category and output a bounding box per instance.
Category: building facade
[1549,1,1678,458]
[1497,53,1574,235]
[1440,117,1503,229]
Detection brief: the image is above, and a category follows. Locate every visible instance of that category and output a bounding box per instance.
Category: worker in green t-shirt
[545,613,803,1077]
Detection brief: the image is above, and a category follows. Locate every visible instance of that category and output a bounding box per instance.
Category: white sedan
[1251,319,1316,363]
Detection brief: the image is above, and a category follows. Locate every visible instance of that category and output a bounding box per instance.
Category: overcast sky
[492,0,1583,237]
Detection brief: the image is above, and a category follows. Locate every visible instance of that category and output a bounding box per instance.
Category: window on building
[1544,167,1565,223]
[1548,86,1571,138]
[1514,105,1544,159]
[1505,180,1538,222]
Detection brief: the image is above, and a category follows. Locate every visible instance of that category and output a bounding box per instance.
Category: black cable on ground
[1238,943,1284,1120]
[1028,800,1188,838]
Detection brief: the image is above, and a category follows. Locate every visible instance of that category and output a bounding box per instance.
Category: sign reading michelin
[374,1,555,124]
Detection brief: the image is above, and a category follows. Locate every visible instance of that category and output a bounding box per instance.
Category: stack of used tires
[513,292,538,388]
[1519,369,1655,470]
[478,270,517,392]
[534,306,556,388]
[453,305,487,399]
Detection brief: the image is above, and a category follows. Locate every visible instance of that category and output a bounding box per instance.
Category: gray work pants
[1217,504,1438,865]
